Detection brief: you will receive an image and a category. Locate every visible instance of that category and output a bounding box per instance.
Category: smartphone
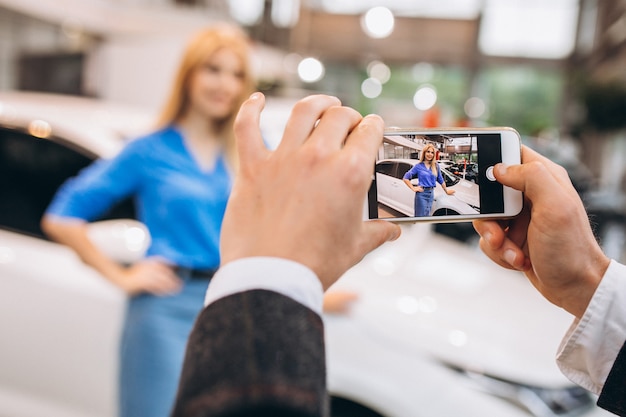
[368,127,523,222]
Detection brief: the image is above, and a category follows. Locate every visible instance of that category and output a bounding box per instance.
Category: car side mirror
[87,219,150,264]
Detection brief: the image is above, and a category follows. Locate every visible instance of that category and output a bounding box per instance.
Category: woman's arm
[436,164,455,195]
[439,181,455,195]
[403,178,423,192]
[41,216,181,296]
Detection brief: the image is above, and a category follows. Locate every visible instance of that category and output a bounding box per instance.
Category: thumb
[233,92,269,168]
[492,163,522,190]
[493,162,551,198]
[494,146,574,202]
[358,220,401,256]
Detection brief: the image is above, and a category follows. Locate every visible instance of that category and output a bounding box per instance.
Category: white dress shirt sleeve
[557,259,626,394]
[204,257,324,316]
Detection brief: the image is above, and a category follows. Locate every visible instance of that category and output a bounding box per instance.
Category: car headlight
[449,365,594,417]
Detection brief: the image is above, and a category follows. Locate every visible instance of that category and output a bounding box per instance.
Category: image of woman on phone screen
[41,24,253,417]
[402,143,455,217]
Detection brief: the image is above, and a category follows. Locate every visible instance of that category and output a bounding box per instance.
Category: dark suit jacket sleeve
[598,341,626,416]
[171,289,328,417]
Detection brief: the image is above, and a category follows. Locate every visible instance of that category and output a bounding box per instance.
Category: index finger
[342,114,385,166]
[233,92,270,168]
[279,95,342,155]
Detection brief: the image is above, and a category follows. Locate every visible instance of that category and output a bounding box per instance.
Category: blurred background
[1,0,625,257]
[1,2,626,417]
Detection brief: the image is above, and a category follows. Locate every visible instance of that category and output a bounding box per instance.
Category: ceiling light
[367,60,391,84]
[272,0,300,28]
[28,120,52,139]
[464,97,487,119]
[297,57,325,83]
[361,6,395,39]
[413,85,437,111]
[228,0,264,26]
[361,77,383,98]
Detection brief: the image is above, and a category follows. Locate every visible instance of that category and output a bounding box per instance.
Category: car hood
[0,91,154,158]
[449,179,480,208]
[328,224,573,388]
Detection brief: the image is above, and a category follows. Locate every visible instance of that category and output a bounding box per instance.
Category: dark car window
[397,163,413,180]
[375,161,396,177]
[0,127,136,239]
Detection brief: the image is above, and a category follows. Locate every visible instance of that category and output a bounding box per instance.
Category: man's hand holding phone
[221,93,400,290]
[473,145,611,319]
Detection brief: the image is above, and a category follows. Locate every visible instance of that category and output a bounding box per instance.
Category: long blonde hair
[156,24,254,167]
[419,143,439,175]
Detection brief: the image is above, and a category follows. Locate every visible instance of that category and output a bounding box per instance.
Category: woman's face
[187,47,245,121]
[424,148,435,161]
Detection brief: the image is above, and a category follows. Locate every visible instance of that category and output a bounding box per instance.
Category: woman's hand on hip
[472,145,609,318]
[114,258,182,296]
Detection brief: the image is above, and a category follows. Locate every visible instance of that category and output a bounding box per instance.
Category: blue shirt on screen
[46,126,231,270]
[402,162,443,188]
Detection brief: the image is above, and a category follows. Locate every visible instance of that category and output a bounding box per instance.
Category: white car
[0,92,611,417]
[376,158,480,217]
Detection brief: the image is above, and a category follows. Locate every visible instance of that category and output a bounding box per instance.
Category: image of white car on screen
[375,158,480,218]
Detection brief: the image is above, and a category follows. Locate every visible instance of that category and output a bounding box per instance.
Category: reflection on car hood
[449,178,480,208]
[329,224,573,388]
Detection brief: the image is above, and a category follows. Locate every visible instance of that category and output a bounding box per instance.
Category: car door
[393,161,416,216]
[0,126,136,417]
[375,161,399,211]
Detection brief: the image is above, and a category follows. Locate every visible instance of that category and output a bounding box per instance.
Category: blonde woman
[41,25,253,417]
[402,143,455,216]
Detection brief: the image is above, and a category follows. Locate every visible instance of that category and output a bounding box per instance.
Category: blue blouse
[402,162,443,188]
[46,126,231,269]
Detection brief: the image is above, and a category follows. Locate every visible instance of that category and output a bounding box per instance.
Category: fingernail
[503,249,517,268]
[249,92,262,100]
[391,225,401,241]
[495,163,508,176]
[483,231,493,246]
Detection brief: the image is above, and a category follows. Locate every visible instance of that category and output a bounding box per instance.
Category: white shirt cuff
[557,259,626,394]
[204,257,324,316]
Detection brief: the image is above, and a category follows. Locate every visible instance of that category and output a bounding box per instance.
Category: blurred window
[0,127,135,239]
[375,161,396,177]
[397,162,413,180]
[479,0,579,59]
[18,53,84,96]
[317,0,481,19]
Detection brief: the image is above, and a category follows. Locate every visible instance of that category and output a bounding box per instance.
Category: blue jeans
[119,276,209,417]
[414,187,434,217]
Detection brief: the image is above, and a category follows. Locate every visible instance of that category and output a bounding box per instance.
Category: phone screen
[368,129,520,222]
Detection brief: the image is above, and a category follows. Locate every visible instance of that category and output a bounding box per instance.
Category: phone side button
[486,166,496,181]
